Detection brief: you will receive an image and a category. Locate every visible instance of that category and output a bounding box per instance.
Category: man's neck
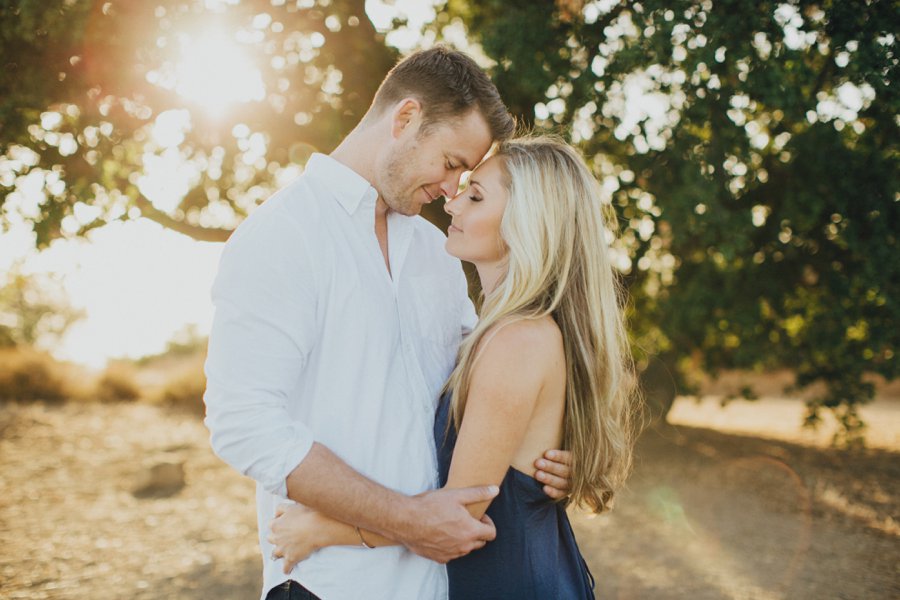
[330,120,394,272]
[330,122,382,186]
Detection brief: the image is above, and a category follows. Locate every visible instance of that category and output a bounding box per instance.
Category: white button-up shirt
[204,153,476,600]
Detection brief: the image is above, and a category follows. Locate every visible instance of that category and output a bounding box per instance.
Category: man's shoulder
[228,177,322,246]
[410,214,450,250]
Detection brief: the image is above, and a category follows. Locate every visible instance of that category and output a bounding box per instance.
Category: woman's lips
[448,224,462,234]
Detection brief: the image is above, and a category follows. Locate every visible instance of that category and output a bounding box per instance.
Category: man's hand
[399,486,499,563]
[535,449,572,500]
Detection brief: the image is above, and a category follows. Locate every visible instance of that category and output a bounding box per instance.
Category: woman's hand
[268,503,332,574]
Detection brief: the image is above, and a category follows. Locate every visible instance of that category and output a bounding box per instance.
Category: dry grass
[0,347,145,405]
[158,367,207,416]
[95,361,142,402]
[0,344,209,414]
[131,348,208,416]
[0,346,83,403]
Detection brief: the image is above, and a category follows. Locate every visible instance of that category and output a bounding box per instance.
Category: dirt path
[1,400,898,599]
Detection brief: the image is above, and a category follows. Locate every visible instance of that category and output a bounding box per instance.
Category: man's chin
[392,200,425,217]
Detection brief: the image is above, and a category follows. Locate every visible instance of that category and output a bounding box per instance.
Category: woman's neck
[476,261,506,297]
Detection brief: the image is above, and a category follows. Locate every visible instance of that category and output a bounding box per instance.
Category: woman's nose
[443,195,457,216]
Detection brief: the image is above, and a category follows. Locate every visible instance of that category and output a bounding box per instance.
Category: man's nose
[439,171,463,199]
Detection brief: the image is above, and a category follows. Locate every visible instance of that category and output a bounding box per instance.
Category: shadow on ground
[572,424,900,600]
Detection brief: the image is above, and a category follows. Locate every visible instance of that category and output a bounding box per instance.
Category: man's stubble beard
[379,140,425,217]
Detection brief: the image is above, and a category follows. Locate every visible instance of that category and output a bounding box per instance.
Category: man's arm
[285,442,498,562]
[203,212,320,497]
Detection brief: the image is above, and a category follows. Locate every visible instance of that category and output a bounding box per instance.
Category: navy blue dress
[434,394,595,599]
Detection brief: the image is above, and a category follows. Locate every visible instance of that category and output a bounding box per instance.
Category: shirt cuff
[268,431,316,498]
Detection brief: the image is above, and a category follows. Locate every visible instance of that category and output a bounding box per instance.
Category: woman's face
[443,156,510,266]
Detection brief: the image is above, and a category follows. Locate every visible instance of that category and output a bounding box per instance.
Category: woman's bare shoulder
[474,316,564,376]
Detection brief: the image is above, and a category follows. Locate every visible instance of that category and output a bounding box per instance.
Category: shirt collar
[305,153,377,215]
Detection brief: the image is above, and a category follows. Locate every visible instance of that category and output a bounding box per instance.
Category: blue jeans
[264,580,322,600]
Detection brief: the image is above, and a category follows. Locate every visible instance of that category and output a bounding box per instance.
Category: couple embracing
[204,45,638,600]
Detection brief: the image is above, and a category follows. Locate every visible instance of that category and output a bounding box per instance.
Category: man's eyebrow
[448,153,472,170]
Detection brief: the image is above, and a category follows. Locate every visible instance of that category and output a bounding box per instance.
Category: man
[204,46,572,600]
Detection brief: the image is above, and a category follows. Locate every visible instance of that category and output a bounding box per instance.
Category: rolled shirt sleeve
[203,205,318,497]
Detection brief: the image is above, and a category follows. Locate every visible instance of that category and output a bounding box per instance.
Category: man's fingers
[473,517,497,542]
[543,484,567,500]
[452,484,499,505]
[536,453,572,479]
[535,469,568,492]
[543,449,573,465]
[275,504,289,517]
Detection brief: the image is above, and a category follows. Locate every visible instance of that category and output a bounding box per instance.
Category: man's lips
[448,223,462,234]
[422,187,440,202]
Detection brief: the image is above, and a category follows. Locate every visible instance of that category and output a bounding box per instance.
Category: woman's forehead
[469,156,506,193]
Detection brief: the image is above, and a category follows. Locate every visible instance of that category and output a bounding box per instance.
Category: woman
[270,136,638,598]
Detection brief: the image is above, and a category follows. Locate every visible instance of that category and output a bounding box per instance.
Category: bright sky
[1,220,222,368]
[0,0,439,369]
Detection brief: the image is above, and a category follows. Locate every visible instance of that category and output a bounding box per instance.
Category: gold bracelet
[355,526,375,549]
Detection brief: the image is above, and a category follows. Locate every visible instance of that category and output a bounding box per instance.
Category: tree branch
[134,195,232,243]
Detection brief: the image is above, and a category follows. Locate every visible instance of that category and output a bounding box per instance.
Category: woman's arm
[444,320,553,519]
[268,504,397,573]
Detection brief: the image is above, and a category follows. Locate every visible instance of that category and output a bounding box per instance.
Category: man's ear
[390,98,423,139]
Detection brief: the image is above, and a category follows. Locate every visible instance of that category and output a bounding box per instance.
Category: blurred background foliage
[0,0,896,441]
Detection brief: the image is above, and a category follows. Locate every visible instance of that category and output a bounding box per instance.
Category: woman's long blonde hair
[445,136,638,513]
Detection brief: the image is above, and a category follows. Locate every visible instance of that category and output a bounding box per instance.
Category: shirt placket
[388,215,442,488]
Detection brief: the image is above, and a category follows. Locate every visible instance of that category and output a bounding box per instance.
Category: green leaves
[448,0,898,439]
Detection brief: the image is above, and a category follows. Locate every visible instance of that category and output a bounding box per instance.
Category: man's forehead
[439,111,493,169]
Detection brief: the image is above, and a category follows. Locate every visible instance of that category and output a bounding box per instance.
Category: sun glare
[172,32,265,116]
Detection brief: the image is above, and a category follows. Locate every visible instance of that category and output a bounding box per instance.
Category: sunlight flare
[173,31,265,116]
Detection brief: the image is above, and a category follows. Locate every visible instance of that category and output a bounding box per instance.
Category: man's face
[375,109,493,217]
